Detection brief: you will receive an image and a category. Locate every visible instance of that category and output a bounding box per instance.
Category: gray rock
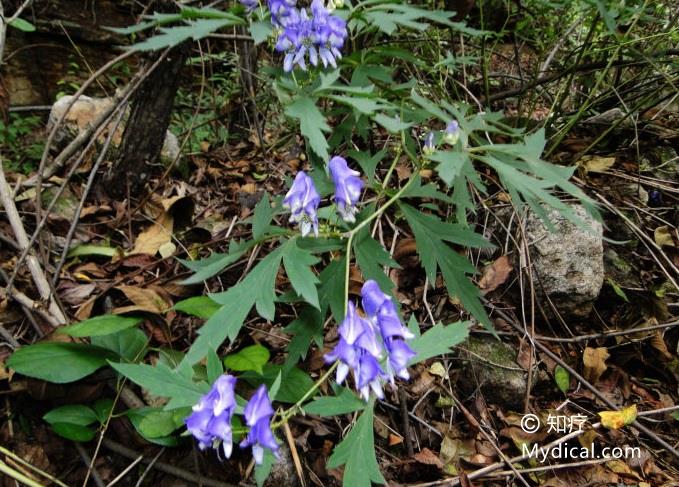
[524,204,604,319]
[263,444,300,487]
[458,337,530,409]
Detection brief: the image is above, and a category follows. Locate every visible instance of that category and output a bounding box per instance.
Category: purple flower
[443,120,460,145]
[268,0,296,26]
[384,338,416,383]
[185,375,238,457]
[240,385,279,464]
[325,302,385,401]
[423,131,435,155]
[329,156,363,223]
[240,0,259,12]
[274,0,347,72]
[283,171,320,237]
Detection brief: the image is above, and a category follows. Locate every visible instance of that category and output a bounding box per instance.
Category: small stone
[458,337,531,409]
[524,204,604,319]
[264,444,300,487]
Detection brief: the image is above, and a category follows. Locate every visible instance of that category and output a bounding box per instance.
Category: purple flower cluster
[329,156,363,223]
[185,376,278,464]
[325,280,416,401]
[273,0,348,72]
[283,157,364,235]
[283,171,321,237]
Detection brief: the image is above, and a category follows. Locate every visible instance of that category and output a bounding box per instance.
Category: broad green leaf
[327,400,385,486]
[7,343,113,383]
[174,296,221,319]
[282,239,320,309]
[67,244,118,258]
[284,307,324,367]
[127,407,180,438]
[249,20,272,44]
[285,95,330,160]
[554,365,569,393]
[347,149,386,185]
[60,314,142,337]
[224,345,270,374]
[206,348,224,384]
[428,151,470,186]
[241,364,314,403]
[93,398,115,423]
[130,18,244,51]
[255,449,276,487]
[303,387,365,417]
[110,362,208,409]
[400,203,491,329]
[91,328,148,362]
[329,95,383,115]
[318,257,346,322]
[9,18,36,32]
[353,227,400,294]
[253,193,274,240]
[179,246,248,285]
[51,423,96,442]
[373,113,412,133]
[44,405,98,426]
[408,321,470,364]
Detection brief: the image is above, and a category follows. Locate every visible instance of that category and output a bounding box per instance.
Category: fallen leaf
[388,434,403,446]
[478,255,513,294]
[131,211,173,256]
[413,448,444,469]
[115,285,172,314]
[598,404,637,430]
[579,155,616,174]
[606,459,642,480]
[583,347,609,384]
[654,226,675,247]
[428,362,446,377]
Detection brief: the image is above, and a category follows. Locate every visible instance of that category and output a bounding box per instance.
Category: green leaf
[282,239,320,309]
[110,362,208,409]
[284,307,324,367]
[249,20,272,45]
[253,193,274,240]
[347,149,386,185]
[354,227,400,294]
[130,18,244,51]
[67,244,118,258]
[554,365,570,393]
[285,96,330,160]
[408,321,470,364]
[318,257,346,322]
[372,113,412,133]
[9,18,36,32]
[428,151,470,186]
[91,328,148,362]
[60,314,142,337]
[174,296,221,319]
[206,348,224,384]
[93,399,115,423]
[255,449,276,487]
[51,423,96,442]
[241,364,314,403]
[7,343,113,383]
[224,345,270,374]
[179,246,248,285]
[183,248,283,365]
[44,405,98,426]
[400,203,492,330]
[329,95,383,115]
[303,387,365,417]
[327,400,385,486]
[127,407,180,439]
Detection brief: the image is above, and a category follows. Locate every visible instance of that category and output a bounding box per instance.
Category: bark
[105,42,188,199]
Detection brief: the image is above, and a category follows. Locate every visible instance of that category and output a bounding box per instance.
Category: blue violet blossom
[329,156,363,223]
[423,131,436,155]
[240,385,280,464]
[274,0,347,72]
[325,280,416,400]
[185,375,238,458]
[283,171,320,237]
[443,120,460,145]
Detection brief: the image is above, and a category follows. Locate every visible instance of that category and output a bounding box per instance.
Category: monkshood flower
[269,0,296,26]
[423,131,436,155]
[325,302,386,401]
[240,385,280,464]
[443,120,460,145]
[361,280,416,384]
[310,0,347,68]
[240,0,259,12]
[185,375,237,457]
[329,156,363,223]
[275,8,314,72]
[283,171,320,237]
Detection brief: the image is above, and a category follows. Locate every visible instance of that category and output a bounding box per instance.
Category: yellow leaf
[131,211,174,256]
[583,347,609,384]
[598,404,637,430]
[579,155,616,174]
[115,285,172,314]
[429,362,446,377]
[654,226,675,247]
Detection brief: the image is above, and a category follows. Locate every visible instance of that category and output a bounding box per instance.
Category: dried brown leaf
[478,255,512,294]
[583,347,609,384]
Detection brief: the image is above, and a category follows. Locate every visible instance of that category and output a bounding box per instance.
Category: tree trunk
[105,42,188,199]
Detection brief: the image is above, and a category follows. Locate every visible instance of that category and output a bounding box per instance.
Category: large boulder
[48,95,180,162]
[524,204,604,319]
